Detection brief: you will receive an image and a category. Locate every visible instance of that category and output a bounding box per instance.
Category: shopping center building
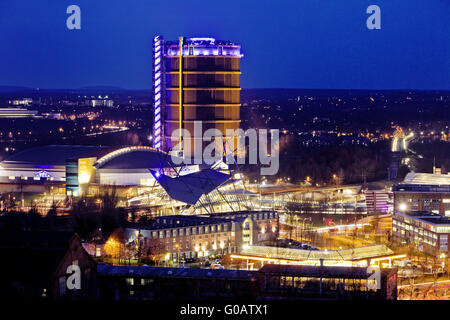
[0,145,205,196]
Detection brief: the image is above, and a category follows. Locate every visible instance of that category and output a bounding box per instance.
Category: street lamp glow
[398,203,407,212]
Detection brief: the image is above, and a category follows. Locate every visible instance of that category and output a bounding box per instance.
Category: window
[440,235,448,251]
[59,277,66,296]
[141,278,153,285]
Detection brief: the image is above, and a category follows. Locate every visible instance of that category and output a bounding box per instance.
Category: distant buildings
[8,98,33,106]
[152,36,242,158]
[0,107,38,118]
[86,96,114,107]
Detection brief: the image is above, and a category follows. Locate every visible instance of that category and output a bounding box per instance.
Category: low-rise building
[393,173,450,216]
[125,211,279,261]
[392,171,450,254]
[256,264,397,300]
[52,235,397,300]
[392,210,450,254]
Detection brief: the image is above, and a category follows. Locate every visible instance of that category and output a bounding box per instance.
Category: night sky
[1,0,449,90]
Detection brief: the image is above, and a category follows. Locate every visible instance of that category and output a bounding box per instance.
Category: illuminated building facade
[393,211,450,254]
[52,237,397,300]
[255,264,397,300]
[365,190,391,215]
[0,145,195,196]
[0,108,38,118]
[393,184,450,216]
[152,36,242,157]
[126,211,278,261]
[392,173,450,254]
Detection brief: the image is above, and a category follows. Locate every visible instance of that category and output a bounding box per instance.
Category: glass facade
[65,158,79,196]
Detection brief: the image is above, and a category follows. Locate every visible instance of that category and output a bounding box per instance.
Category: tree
[104,228,131,264]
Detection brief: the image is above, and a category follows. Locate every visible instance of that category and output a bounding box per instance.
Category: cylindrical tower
[153,36,242,159]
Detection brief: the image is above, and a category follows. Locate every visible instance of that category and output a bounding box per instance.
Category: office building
[152,36,242,158]
[392,211,450,254]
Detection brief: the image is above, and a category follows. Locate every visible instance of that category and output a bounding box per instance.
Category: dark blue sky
[1,0,449,90]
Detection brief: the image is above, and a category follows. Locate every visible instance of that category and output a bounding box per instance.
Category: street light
[398,203,407,212]
[220,241,225,255]
[175,244,180,266]
[440,253,446,270]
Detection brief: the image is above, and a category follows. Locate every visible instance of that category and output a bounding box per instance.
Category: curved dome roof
[95,146,183,170]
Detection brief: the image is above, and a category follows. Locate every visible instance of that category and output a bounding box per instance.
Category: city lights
[1,1,449,305]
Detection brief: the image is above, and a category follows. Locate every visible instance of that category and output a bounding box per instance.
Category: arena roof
[403,172,450,186]
[1,145,181,170]
[95,147,179,170]
[2,145,114,166]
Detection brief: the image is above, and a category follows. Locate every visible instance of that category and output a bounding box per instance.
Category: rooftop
[401,172,450,186]
[393,184,450,193]
[2,145,114,166]
[97,264,256,280]
[162,36,242,58]
[127,211,275,231]
[258,264,392,278]
[96,149,177,170]
[127,215,233,231]
[395,210,450,225]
